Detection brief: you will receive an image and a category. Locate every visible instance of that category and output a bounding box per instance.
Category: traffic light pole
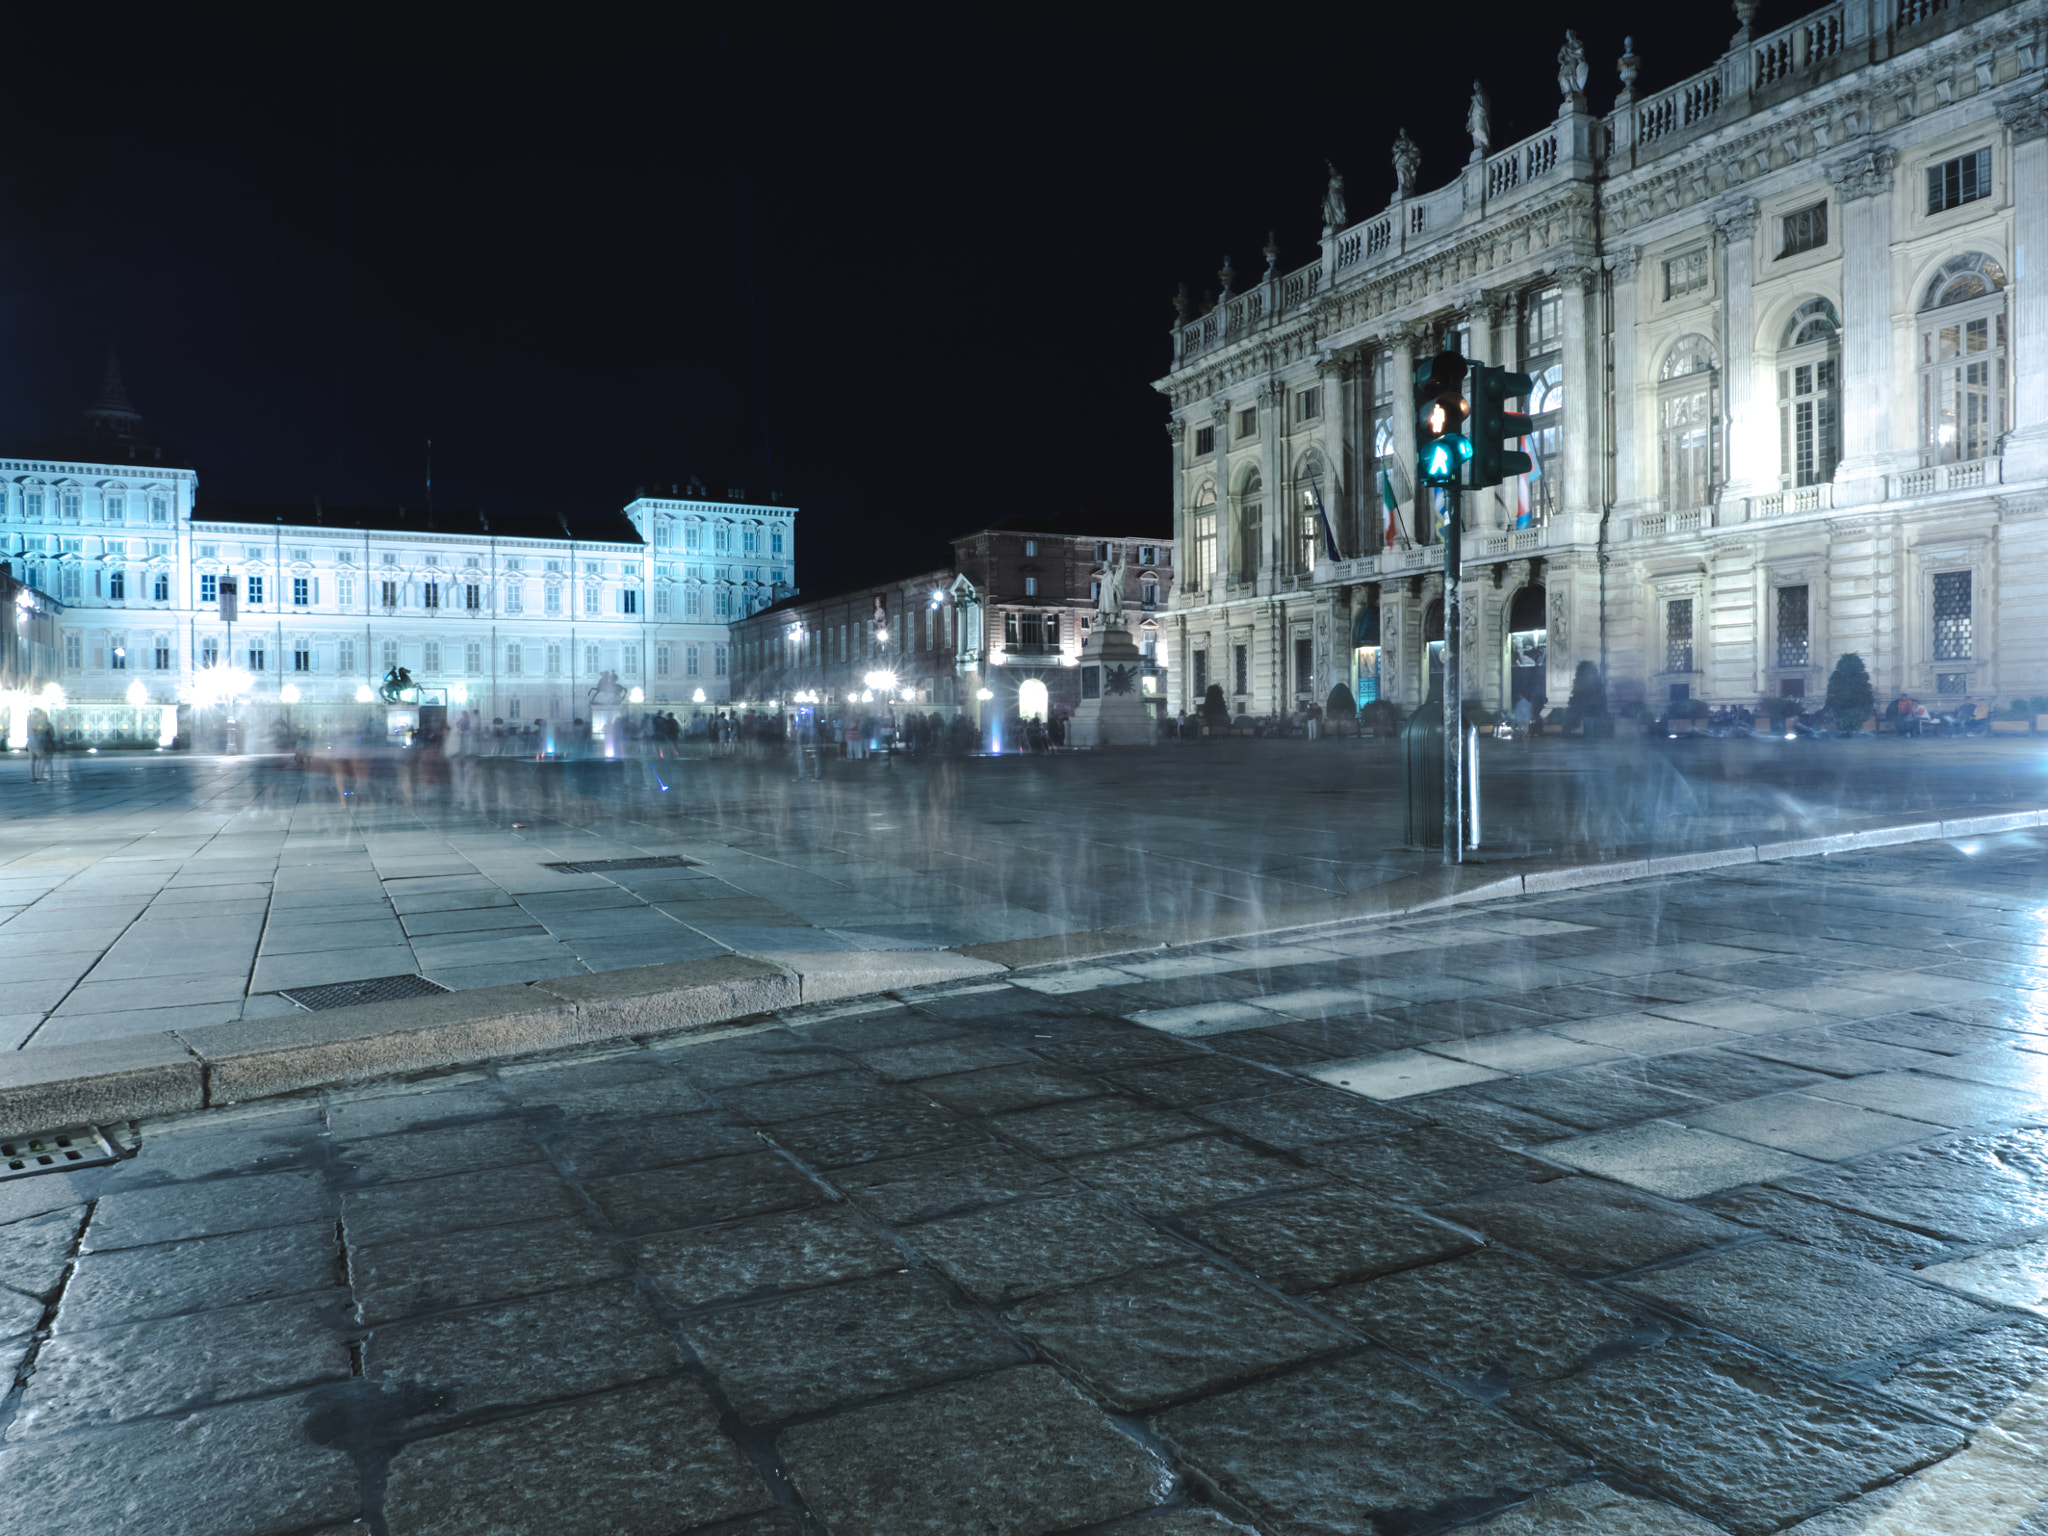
[1441,481,1462,865]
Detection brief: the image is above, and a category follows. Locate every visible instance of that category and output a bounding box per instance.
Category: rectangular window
[654,588,670,617]
[60,491,80,521]
[771,529,784,554]
[1294,635,1313,696]
[1095,541,1111,563]
[381,580,400,608]
[109,570,126,601]
[1237,407,1257,440]
[743,527,759,554]
[715,644,728,676]
[293,641,311,673]
[1195,426,1215,455]
[201,636,219,669]
[247,575,264,605]
[544,585,562,616]
[686,645,699,677]
[684,524,702,552]
[337,576,354,606]
[623,644,638,676]
[1192,649,1208,696]
[546,643,562,676]
[200,574,218,603]
[1927,147,1991,214]
[1139,546,1157,566]
[339,638,356,674]
[381,640,398,671]
[1662,247,1710,300]
[715,588,732,618]
[1023,576,1038,597]
[423,640,441,673]
[1776,586,1810,669]
[504,582,523,614]
[293,576,309,606]
[110,638,127,671]
[713,525,730,552]
[685,587,702,618]
[422,582,439,609]
[656,645,671,677]
[465,583,481,610]
[152,573,169,602]
[583,585,599,616]
[621,588,639,615]
[465,641,482,674]
[1296,388,1321,421]
[150,497,168,524]
[584,644,599,676]
[248,643,265,672]
[505,643,522,676]
[105,495,125,523]
[1933,570,1972,661]
[154,638,171,669]
[1779,201,1828,258]
[1023,539,1037,557]
[1142,582,1157,609]
[1232,644,1248,697]
[1665,598,1696,673]
[1937,672,1968,695]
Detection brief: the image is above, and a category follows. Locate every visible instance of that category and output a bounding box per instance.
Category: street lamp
[355,684,376,703]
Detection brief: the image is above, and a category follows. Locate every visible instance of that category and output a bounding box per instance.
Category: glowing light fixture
[449,683,469,704]
[976,688,994,701]
[356,685,376,703]
[279,684,301,705]
[125,679,149,706]
[693,688,707,704]
[628,686,644,703]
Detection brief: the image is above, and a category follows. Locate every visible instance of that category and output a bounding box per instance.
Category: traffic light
[1413,350,1470,487]
[1470,363,1535,488]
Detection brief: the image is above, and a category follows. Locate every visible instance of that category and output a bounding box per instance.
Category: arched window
[1186,482,1217,594]
[1917,253,2007,465]
[1658,335,1720,511]
[1522,363,1565,527]
[1778,299,1841,487]
[1233,468,1263,582]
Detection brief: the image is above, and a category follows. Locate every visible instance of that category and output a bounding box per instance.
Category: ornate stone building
[1158,0,2048,717]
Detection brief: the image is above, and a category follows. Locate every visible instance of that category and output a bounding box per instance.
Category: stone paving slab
[3,837,2048,1531]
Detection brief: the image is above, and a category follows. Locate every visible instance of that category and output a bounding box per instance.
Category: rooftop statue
[1558,30,1589,114]
[1392,130,1421,196]
[1320,162,1347,234]
[1467,82,1492,162]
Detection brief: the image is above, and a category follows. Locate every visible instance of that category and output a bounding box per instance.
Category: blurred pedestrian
[27,708,50,782]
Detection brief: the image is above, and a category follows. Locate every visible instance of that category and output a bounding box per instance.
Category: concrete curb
[4,806,2041,1138]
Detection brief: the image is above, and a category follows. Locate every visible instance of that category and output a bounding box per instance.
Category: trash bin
[1402,679,1445,849]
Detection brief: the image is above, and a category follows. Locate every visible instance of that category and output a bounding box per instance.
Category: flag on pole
[1378,460,1411,550]
[1515,438,1536,529]
[1304,476,1341,564]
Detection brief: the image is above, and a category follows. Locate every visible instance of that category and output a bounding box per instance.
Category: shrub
[1200,684,1230,725]
[1326,683,1356,720]
[1567,661,1608,718]
[1824,653,1875,731]
[1667,697,1709,720]
[1359,699,1401,736]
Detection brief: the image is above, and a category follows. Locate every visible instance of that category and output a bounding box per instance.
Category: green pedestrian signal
[1413,350,1469,488]
[1470,363,1535,488]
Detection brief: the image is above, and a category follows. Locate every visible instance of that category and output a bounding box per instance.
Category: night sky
[4,3,1766,586]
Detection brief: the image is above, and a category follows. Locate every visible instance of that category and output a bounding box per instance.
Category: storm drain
[542,855,699,875]
[2,1127,118,1179]
[280,975,452,1011]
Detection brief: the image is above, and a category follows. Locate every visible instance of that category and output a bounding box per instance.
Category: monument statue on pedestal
[1068,551,1153,749]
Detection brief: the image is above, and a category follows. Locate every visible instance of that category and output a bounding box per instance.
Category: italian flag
[1378,461,1408,550]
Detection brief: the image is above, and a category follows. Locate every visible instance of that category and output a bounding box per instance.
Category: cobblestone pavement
[3,738,2045,1052]
[4,838,2048,1534]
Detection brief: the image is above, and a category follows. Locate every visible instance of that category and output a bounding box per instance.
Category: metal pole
[1441,481,1462,864]
[1468,724,1481,847]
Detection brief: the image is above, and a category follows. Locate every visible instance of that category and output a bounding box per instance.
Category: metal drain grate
[2,1126,118,1179]
[542,855,699,875]
[280,974,452,1011]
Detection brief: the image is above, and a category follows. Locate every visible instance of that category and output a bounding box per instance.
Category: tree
[1567,660,1607,718]
[1200,683,1230,725]
[1825,653,1875,730]
[1326,683,1356,719]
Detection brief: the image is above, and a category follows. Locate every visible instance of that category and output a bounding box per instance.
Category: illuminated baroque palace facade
[1159,0,2048,717]
[2,369,793,740]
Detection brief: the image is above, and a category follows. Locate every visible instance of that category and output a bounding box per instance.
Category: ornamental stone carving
[1165,419,1187,444]
[1549,590,1571,651]
[1714,198,1761,242]
[1257,379,1285,409]
[1998,94,2048,142]
[1557,31,1589,116]
[1610,245,1641,284]
[1828,145,1897,201]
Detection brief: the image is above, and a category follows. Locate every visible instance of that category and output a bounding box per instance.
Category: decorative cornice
[1998,93,2048,143]
[1165,419,1187,443]
[1256,379,1285,408]
[1608,245,1641,284]
[1827,144,1897,201]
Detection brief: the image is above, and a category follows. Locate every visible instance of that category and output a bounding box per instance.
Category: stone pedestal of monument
[1068,625,1153,748]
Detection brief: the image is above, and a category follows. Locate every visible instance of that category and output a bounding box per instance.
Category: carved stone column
[1257,378,1286,581]
[1388,327,1423,546]
[2001,96,2048,481]
[1716,200,1764,502]
[1829,145,1899,506]
[1609,248,1644,511]
[1558,265,1600,525]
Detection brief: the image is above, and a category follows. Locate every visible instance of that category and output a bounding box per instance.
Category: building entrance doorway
[1017,678,1049,721]
[1508,584,1548,714]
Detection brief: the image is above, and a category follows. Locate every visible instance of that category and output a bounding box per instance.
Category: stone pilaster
[2000,95,2048,481]
[1559,265,1600,525]
[1716,200,1764,501]
[1609,248,1643,511]
[1828,145,1899,507]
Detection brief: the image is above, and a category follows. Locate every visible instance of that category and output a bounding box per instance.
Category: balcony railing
[1890,455,2001,500]
[1747,483,1833,519]
[1632,507,1712,539]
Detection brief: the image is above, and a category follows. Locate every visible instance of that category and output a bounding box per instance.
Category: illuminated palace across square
[1160,0,2048,718]
[2,362,794,742]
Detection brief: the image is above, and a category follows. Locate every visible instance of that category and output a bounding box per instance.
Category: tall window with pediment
[1778,298,1841,488]
[1917,253,2007,466]
[1519,286,1565,526]
[1292,451,1329,571]
[1658,335,1719,511]
[1233,469,1262,582]
[1370,352,1396,548]
[1187,483,1217,594]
